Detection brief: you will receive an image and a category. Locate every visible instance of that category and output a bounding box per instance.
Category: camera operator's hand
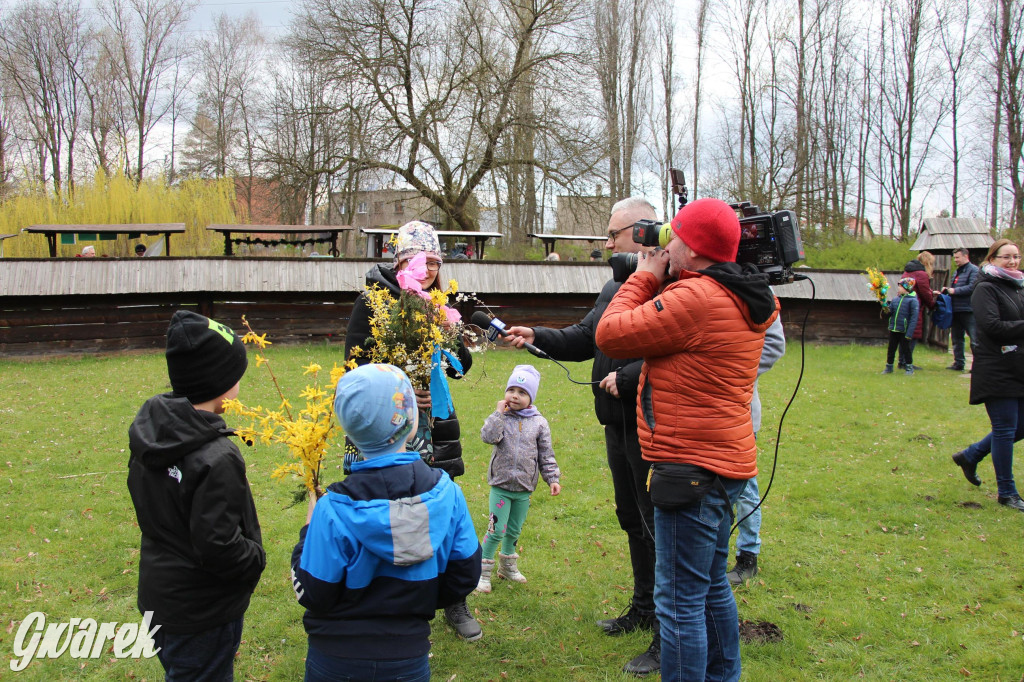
[636,248,670,284]
[504,326,535,349]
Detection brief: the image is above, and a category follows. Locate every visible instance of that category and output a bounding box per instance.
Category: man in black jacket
[504,197,660,676]
[942,247,980,371]
[128,311,265,680]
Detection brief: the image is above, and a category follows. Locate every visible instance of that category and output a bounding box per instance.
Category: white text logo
[10,611,161,672]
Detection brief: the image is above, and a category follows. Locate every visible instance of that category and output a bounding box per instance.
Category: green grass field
[1,341,1021,680]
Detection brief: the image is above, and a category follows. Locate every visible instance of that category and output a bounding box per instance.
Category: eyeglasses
[607,225,631,240]
[398,259,442,272]
[994,253,1021,262]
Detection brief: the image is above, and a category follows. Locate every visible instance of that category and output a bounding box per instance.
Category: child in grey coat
[476,365,561,592]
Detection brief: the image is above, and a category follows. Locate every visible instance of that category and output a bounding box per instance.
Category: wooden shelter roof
[910,217,993,253]
[0,259,891,303]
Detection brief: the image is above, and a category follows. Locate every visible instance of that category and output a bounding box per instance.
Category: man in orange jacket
[595,197,779,682]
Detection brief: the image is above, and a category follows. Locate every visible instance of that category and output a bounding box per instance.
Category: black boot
[622,633,660,677]
[952,451,981,486]
[726,551,759,585]
[444,600,482,641]
[596,601,655,635]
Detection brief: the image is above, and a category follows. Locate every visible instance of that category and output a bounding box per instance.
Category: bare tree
[692,0,709,199]
[292,0,591,233]
[936,0,980,216]
[593,0,651,200]
[98,0,195,181]
[0,0,89,191]
[873,0,946,240]
[997,0,1024,229]
[258,43,360,224]
[187,12,265,178]
[989,0,1012,229]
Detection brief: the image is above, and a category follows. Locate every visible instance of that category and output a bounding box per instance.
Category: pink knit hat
[669,198,740,264]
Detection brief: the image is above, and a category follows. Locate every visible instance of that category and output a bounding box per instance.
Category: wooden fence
[0,259,942,356]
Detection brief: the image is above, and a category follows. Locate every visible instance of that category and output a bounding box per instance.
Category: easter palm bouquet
[353,252,464,391]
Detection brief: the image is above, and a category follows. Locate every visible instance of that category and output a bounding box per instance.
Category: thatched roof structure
[910,217,993,254]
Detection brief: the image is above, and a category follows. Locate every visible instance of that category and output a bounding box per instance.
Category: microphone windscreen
[470,311,494,329]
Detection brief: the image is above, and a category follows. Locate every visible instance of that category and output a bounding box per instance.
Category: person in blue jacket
[883,277,920,376]
[941,247,980,371]
[291,364,481,682]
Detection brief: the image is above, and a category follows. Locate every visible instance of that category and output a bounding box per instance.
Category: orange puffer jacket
[595,270,780,479]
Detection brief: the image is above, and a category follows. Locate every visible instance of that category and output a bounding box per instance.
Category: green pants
[481,487,532,558]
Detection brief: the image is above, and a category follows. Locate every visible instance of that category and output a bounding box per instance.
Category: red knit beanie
[669,198,740,263]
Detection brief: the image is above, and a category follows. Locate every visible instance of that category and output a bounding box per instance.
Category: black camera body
[733,202,805,285]
[608,168,805,285]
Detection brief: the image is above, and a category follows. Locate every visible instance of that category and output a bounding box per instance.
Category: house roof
[910,217,993,252]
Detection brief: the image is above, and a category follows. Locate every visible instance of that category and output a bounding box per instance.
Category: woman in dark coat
[343,220,481,641]
[344,220,473,479]
[951,239,1024,512]
[899,251,935,367]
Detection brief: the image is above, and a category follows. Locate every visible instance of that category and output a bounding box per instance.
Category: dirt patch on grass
[957,501,983,509]
[739,619,783,643]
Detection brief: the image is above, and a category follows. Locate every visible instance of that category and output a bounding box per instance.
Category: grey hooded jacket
[481,409,560,493]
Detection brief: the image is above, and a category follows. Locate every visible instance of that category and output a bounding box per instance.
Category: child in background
[477,365,561,593]
[292,364,481,681]
[127,310,265,680]
[883,277,920,375]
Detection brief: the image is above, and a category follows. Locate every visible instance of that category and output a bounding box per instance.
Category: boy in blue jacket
[883,277,920,376]
[291,364,481,681]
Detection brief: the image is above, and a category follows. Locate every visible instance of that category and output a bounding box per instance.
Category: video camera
[610,169,805,285]
[732,202,805,285]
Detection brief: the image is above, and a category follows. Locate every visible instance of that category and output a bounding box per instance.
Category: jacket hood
[321,452,459,567]
[128,393,235,468]
[698,262,777,325]
[365,263,400,294]
[903,260,925,273]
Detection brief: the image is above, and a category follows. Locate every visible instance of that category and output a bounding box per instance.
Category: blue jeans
[654,476,748,682]
[960,398,1024,499]
[154,617,243,682]
[735,476,761,555]
[304,646,430,682]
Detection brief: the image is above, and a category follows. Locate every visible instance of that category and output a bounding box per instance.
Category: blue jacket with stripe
[290,451,481,659]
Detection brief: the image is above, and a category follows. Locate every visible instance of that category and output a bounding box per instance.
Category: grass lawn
[1,340,1021,680]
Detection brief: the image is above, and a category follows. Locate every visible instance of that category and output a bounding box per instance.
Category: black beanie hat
[165,310,248,404]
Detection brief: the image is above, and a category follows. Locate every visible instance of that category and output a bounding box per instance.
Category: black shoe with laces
[444,600,482,641]
[997,495,1024,512]
[952,451,981,486]
[727,551,759,585]
[622,635,660,677]
[596,602,655,635]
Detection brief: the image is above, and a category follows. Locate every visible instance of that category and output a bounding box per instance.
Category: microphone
[470,311,550,359]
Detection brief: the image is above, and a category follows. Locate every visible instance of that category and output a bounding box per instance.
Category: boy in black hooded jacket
[127,310,265,680]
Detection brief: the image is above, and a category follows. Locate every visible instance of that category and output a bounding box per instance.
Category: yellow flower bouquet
[224,317,354,500]
[352,253,464,393]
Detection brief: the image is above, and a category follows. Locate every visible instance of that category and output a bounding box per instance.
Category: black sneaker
[444,601,482,641]
[622,636,660,676]
[997,495,1024,512]
[947,363,965,371]
[596,602,655,635]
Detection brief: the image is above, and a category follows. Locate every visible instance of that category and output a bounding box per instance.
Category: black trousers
[887,331,913,366]
[605,417,656,613]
